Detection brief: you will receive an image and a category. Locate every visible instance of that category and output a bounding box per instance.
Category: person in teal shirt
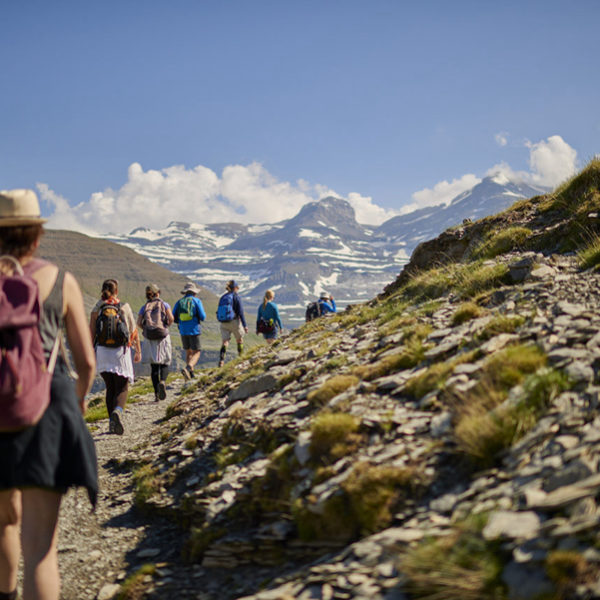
[173,282,206,379]
[256,289,283,344]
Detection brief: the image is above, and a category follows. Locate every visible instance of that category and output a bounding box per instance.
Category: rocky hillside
[68,159,600,600]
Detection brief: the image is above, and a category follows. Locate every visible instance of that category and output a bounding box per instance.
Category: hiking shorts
[181,334,201,351]
[220,318,244,343]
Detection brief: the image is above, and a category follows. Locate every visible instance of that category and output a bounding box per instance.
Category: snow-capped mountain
[375,175,547,247]
[106,177,547,325]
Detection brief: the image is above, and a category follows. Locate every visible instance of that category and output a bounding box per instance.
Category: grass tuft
[307,375,359,405]
[452,302,484,326]
[310,412,361,463]
[471,226,532,260]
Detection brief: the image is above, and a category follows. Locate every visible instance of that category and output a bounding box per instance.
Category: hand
[244,327,249,333]
[134,350,142,363]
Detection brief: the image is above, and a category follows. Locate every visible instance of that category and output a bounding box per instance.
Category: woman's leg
[113,375,129,411]
[100,371,116,415]
[150,364,160,395]
[0,490,21,596]
[21,488,62,600]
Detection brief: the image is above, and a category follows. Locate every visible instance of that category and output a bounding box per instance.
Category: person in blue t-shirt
[256,289,283,344]
[317,291,337,315]
[172,282,206,380]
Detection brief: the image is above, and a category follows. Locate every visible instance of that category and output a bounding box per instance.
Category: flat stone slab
[483,511,541,541]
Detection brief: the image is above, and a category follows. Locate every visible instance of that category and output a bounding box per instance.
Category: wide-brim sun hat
[181,282,201,295]
[0,189,47,227]
[319,291,329,299]
[146,283,160,294]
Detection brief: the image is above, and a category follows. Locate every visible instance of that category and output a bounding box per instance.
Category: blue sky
[1,0,598,232]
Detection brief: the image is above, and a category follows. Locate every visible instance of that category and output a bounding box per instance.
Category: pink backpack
[0,256,59,431]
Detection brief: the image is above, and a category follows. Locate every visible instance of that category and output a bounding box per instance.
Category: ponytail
[263,289,274,308]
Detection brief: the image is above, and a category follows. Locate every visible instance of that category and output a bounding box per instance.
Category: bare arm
[64,272,96,412]
[165,305,174,327]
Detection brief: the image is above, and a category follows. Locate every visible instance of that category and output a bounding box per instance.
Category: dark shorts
[181,334,201,351]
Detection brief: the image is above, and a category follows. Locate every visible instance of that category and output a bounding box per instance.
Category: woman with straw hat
[0,189,97,600]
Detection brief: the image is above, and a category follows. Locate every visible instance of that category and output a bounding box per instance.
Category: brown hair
[263,289,274,308]
[101,279,118,300]
[0,224,44,258]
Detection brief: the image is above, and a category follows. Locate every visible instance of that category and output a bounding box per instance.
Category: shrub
[452,302,484,326]
[307,375,359,405]
[310,412,361,463]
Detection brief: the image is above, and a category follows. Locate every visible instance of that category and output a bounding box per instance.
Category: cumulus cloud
[345,192,399,225]
[406,135,579,214]
[526,135,578,187]
[495,132,508,147]
[404,174,481,214]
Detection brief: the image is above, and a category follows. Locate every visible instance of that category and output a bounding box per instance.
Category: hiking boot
[110,410,124,435]
[158,381,167,400]
[218,360,224,368]
[186,365,195,379]
[181,367,191,381]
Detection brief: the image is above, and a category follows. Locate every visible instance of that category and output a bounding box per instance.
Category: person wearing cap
[0,189,97,600]
[317,291,337,315]
[173,282,206,380]
[217,279,248,367]
[137,284,174,401]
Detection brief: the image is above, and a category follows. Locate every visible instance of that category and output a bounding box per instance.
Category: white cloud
[495,132,508,147]
[526,135,578,187]
[346,192,399,225]
[405,174,481,213]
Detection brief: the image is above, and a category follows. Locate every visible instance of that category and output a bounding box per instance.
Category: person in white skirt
[137,283,174,401]
[89,279,141,435]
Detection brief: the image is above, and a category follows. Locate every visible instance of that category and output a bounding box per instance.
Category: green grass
[471,226,532,260]
[578,234,600,270]
[478,314,525,341]
[294,462,418,542]
[307,375,359,405]
[454,367,569,467]
[310,412,361,464]
[116,564,157,600]
[452,301,484,326]
[403,517,505,600]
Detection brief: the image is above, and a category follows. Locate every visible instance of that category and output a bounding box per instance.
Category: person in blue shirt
[256,289,283,344]
[318,291,337,315]
[172,282,206,380]
[217,280,248,367]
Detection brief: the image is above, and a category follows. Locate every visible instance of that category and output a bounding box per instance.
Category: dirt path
[56,380,188,600]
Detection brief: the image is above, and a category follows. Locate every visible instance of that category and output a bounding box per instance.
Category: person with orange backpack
[90,278,141,435]
[0,189,97,600]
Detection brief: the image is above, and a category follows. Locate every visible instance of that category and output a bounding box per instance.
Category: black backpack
[305,301,321,322]
[95,302,129,347]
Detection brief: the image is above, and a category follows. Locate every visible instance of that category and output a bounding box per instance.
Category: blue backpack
[217,292,236,322]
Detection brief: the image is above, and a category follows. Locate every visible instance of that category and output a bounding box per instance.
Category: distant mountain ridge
[105,176,548,324]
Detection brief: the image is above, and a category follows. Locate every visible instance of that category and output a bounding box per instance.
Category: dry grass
[310,412,361,463]
[452,301,484,326]
[307,375,359,405]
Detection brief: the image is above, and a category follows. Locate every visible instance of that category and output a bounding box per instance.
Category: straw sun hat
[0,189,47,227]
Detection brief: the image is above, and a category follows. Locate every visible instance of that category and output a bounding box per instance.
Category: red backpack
[0,256,59,431]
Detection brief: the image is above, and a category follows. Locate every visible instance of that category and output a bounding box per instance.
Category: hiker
[90,278,141,435]
[217,280,248,367]
[305,292,337,322]
[0,189,97,600]
[318,291,337,315]
[172,282,206,380]
[256,289,283,344]
[137,283,174,401]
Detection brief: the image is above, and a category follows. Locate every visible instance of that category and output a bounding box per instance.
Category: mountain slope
[39,229,218,313]
[71,159,600,599]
